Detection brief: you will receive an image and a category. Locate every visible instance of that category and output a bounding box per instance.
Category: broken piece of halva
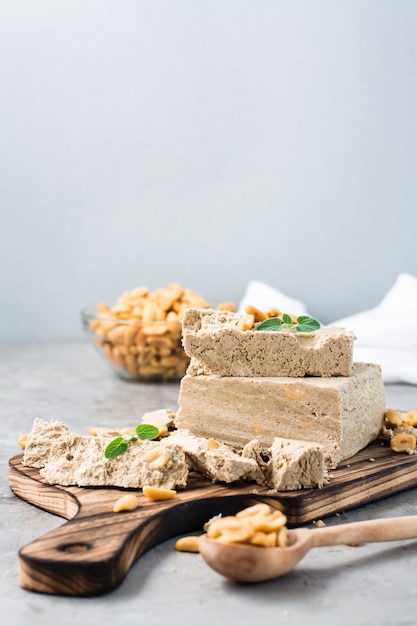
[140,408,176,430]
[241,439,270,485]
[241,437,328,490]
[182,308,355,377]
[23,419,189,489]
[175,362,386,468]
[162,429,259,483]
[40,435,188,489]
[23,418,69,468]
[264,437,328,490]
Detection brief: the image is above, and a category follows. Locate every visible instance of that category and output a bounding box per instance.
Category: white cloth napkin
[238,274,417,384]
[238,280,308,317]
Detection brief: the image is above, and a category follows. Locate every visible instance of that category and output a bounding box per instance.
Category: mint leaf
[105,438,129,459]
[257,314,321,333]
[257,317,283,331]
[136,423,160,440]
[103,423,161,459]
[295,316,321,332]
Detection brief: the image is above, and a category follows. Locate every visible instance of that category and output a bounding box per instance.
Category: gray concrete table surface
[1,342,417,626]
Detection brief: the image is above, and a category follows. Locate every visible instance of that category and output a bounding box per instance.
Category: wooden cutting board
[9,442,417,597]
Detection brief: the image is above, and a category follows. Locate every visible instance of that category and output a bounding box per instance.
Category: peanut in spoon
[199,515,417,583]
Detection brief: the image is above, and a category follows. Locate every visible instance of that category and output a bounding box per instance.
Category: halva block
[175,363,386,468]
[182,308,355,377]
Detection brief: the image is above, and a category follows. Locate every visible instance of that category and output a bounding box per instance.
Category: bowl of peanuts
[82,283,217,382]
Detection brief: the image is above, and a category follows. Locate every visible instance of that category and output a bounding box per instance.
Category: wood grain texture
[9,441,417,596]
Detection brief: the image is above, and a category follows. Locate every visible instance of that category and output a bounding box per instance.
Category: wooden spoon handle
[311,515,417,547]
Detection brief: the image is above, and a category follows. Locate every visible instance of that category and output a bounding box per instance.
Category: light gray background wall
[1,0,416,342]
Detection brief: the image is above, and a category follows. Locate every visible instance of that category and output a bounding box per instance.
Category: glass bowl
[81,305,190,382]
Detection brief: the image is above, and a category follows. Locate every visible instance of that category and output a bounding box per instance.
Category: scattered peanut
[142,485,177,501]
[384,408,404,429]
[384,406,417,430]
[112,494,140,513]
[314,519,326,528]
[207,438,220,450]
[383,406,417,454]
[17,433,28,449]
[390,433,417,453]
[175,536,201,553]
[205,503,289,548]
[402,409,417,427]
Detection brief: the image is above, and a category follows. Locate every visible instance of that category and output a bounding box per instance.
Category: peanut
[250,511,287,533]
[284,385,306,400]
[121,427,136,435]
[206,517,254,544]
[142,485,177,500]
[265,307,282,318]
[254,422,264,435]
[236,503,271,519]
[390,433,417,453]
[384,408,404,429]
[158,426,169,438]
[237,314,255,331]
[277,525,289,547]
[17,433,28,449]
[204,503,289,549]
[88,283,211,380]
[175,536,201,553]
[244,305,267,322]
[402,409,417,427]
[144,447,170,470]
[249,531,277,547]
[113,494,140,513]
[216,301,235,312]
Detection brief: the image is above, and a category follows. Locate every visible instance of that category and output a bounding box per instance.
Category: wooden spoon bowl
[199,529,313,582]
[199,515,417,583]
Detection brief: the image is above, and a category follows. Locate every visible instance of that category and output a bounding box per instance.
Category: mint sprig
[257,314,321,333]
[104,423,160,459]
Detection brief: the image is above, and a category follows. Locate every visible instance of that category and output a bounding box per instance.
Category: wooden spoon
[199,515,417,582]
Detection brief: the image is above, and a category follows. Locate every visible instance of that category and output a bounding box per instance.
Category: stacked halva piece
[175,308,386,489]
